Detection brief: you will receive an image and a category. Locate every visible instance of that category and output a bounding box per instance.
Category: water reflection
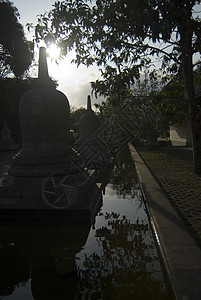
[76,208,168,299]
[75,148,171,299]
[110,147,139,198]
[0,243,29,296]
[0,220,91,300]
[0,148,173,300]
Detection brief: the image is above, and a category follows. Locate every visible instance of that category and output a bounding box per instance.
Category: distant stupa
[76,95,100,145]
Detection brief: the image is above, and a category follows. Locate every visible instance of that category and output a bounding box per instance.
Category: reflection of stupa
[4,47,73,186]
[0,219,91,299]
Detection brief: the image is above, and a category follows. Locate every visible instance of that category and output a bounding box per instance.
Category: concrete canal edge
[129,143,201,300]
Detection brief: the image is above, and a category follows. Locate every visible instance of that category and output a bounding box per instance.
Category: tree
[70,106,86,144]
[159,74,189,126]
[0,78,32,143]
[35,0,201,174]
[0,0,33,78]
[96,70,170,148]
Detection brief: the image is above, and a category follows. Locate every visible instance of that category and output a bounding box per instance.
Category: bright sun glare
[47,44,61,60]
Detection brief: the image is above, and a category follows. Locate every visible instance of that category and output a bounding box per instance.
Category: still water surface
[0,150,173,299]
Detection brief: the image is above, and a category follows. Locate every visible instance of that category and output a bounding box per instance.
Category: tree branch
[121,40,179,63]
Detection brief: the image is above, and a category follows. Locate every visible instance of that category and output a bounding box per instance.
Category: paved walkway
[138,145,201,246]
[129,143,201,300]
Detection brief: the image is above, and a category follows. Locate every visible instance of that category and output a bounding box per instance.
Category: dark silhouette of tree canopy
[0,78,31,142]
[0,0,33,78]
[70,107,87,144]
[36,0,201,174]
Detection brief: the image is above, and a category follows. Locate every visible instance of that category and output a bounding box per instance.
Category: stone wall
[170,119,192,147]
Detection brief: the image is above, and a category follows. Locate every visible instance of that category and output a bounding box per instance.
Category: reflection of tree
[77,213,170,300]
[110,146,139,198]
[0,243,29,296]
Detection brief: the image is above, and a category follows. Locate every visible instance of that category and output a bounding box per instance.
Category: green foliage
[97,71,171,145]
[34,0,199,123]
[35,0,200,82]
[159,76,189,125]
[35,0,201,172]
[0,1,33,78]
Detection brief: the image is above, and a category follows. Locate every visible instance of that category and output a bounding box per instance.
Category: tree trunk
[180,26,201,175]
[185,63,201,175]
[191,111,201,175]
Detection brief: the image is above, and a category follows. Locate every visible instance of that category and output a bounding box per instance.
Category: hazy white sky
[11,0,103,108]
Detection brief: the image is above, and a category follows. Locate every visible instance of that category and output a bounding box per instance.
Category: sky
[11,0,103,109]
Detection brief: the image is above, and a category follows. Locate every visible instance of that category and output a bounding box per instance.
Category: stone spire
[87,95,92,111]
[38,47,49,80]
[33,46,55,88]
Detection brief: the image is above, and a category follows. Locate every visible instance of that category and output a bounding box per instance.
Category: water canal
[0,148,173,299]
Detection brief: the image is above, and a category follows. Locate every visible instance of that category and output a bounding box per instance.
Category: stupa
[3,47,74,186]
[75,95,100,147]
[0,48,110,219]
